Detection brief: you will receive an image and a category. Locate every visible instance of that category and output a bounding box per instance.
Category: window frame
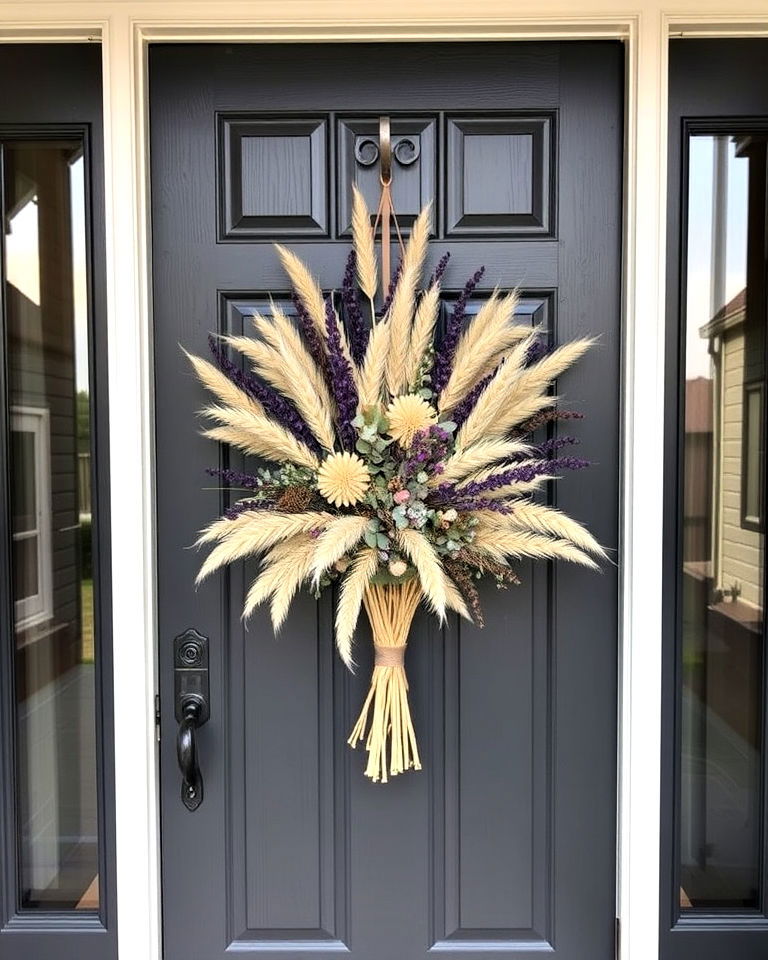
[10,405,52,629]
[742,378,765,532]
[661,94,768,960]
[0,106,116,960]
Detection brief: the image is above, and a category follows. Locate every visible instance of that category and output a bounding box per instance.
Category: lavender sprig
[291,293,328,377]
[206,467,263,489]
[429,251,451,287]
[341,250,369,363]
[325,297,359,450]
[207,335,321,454]
[432,456,590,502]
[513,408,585,438]
[450,497,513,514]
[432,266,486,396]
[452,371,494,429]
[224,499,275,520]
[531,436,580,458]
[378,259,403,318]
[525,337,551,366]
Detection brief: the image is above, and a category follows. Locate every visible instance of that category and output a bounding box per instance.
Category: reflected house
[681,283,765,907]
[7,147,82,685]
[699,286,764,614]
[5,143,98,908]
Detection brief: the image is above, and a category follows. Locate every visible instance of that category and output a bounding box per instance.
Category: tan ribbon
[371,115,405,292]
[374,644,406,667]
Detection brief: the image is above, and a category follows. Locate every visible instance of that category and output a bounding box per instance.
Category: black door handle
[177,695,205,811]
[173,629,209,811]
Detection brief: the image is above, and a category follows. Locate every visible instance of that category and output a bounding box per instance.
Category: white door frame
[1,5,767,960]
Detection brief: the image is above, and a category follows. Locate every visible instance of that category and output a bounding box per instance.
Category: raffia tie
[374,645,405,667]
[347,580,422,782]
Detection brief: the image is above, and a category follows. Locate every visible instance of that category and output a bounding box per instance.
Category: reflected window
[679,133,767,912]
[743,381,764,530]
[11,408,52,626]
[3,141,99,910]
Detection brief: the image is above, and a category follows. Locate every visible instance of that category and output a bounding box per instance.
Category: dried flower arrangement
[187,188,605,783]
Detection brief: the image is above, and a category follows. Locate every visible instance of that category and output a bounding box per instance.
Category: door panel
[151,41,622,960]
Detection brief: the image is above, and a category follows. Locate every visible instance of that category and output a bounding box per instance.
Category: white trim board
[0,6,765,960]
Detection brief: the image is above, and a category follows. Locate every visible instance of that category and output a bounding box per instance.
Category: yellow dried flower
[316,452,370,508]
[386,394,437,447]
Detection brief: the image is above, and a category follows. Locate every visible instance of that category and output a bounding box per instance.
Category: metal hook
[379,115,392,187]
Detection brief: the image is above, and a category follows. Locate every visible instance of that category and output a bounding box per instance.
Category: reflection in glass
[680,134,766,911]
[4,142,99,910]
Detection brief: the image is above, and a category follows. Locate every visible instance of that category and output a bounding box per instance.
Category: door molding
[0,5,765,960]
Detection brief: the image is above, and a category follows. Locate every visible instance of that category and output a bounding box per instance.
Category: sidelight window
[677,130,767,914]
[2,139,100,912]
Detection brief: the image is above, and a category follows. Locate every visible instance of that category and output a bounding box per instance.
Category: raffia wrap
[347,580,422,782]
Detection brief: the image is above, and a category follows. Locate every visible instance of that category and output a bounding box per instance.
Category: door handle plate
[174,629,209,811]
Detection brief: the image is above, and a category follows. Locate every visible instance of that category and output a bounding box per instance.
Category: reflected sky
[686,137,748,378]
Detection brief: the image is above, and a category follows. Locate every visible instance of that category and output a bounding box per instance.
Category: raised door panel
[218,116,329,239]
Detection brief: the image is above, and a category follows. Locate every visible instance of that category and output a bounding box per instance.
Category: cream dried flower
[386,394,437,447]
[317,452,370,507]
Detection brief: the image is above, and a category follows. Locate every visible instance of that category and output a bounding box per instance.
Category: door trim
[0,6,765,960]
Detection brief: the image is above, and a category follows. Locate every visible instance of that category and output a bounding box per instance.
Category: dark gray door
[151,41,621,960]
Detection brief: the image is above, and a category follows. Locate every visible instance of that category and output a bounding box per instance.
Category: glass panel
[11,430,36,533]
[680,133,767,912]
[12,536,39,601]
[744,383,764,525]
[3,141,99,911]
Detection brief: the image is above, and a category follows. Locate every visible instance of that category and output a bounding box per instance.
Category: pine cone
[277,485,314,512]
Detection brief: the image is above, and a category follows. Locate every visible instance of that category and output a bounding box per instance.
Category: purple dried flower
[429,251,451,287]
[551,456,591,471]
[525,338,551,366]
[206,467,263,489]
[291,293,328,376]
[325,297,359,449]
[224,499,275,520]
[378,259,403,318]
[341,250,369,363]
[432,456,590,502]
[207,335,321,454]
[400,425,453,482]
[432,266,486,396]
[532,436,580,458]
[450,497,513,514]
[452,371,494,428]
[512,407,585,438]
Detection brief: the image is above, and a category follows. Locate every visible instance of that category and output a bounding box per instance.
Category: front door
[151,41,622,960]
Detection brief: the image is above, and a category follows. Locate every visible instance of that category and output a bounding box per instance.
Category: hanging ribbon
[371,116,406,293]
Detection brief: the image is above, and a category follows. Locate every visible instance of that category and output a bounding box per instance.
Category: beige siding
[718,328,763,609]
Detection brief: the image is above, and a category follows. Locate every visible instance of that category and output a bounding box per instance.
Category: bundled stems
[348,580,422,782]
